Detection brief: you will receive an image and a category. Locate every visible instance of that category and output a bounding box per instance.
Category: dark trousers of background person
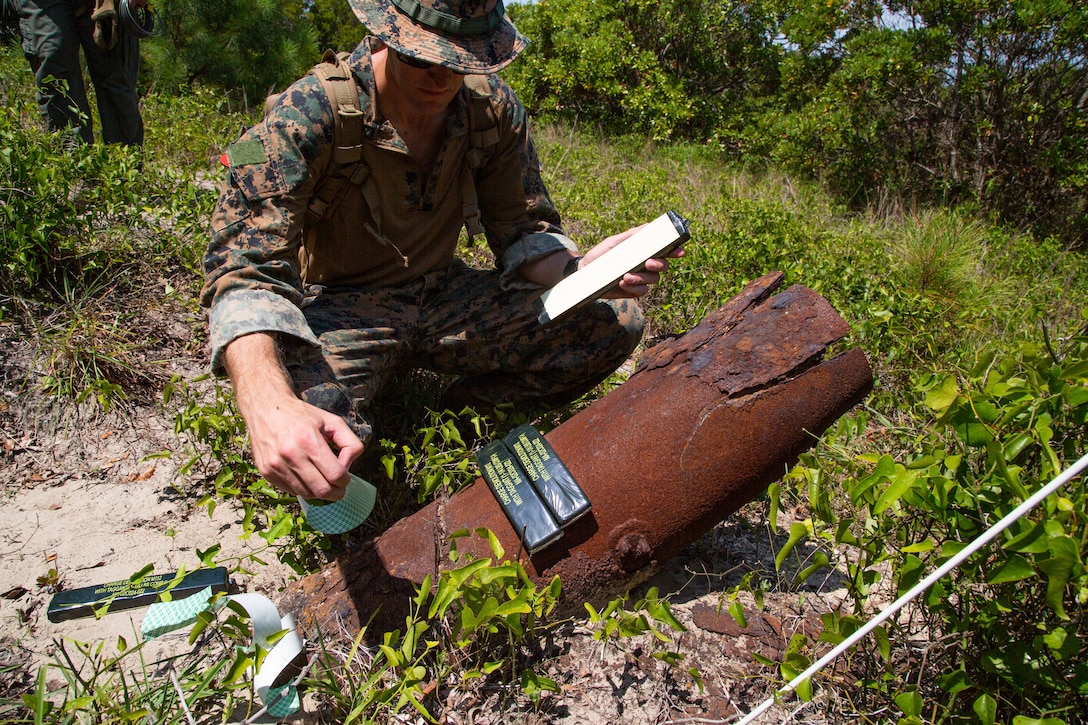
[15,0,143,146]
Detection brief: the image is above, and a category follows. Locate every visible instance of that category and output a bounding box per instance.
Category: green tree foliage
[120,0,1088,242]
[302,0,366,53]
[504,0,690,139]
[505,0,781,140]
[143,0,320,106]
[508,0,1087,244]
[746,0,1088,243]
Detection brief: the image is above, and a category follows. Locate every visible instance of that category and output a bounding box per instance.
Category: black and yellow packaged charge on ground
[47,567,231,622]
[475,440,563,553]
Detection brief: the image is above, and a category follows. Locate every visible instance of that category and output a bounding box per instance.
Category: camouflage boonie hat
[349,0,528,74]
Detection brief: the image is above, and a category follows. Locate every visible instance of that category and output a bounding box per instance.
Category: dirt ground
[0,307,855,724]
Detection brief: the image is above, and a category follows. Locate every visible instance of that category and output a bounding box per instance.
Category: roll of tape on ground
[142,588,304,717]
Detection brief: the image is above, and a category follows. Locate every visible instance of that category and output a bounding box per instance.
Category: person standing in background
[14,0,146,146]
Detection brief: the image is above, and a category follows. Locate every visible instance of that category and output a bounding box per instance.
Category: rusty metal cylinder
[281,272,873,633]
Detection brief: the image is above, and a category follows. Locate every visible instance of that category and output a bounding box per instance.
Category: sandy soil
[0,313,853,724]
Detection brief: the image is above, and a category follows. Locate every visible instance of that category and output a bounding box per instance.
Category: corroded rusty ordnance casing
[281,272,873,635]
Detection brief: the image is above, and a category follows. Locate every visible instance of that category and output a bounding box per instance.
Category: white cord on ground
[736,451,1088,725]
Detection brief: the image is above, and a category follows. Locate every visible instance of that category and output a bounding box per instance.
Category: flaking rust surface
[282,272,874,637]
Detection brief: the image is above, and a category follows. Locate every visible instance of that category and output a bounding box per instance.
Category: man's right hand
[223,333,364,500]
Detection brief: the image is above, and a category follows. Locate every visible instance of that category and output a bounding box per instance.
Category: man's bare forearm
[222,332,298,421]
[517,226,680,298]
[221,331,364,499]
[518,250,582,288]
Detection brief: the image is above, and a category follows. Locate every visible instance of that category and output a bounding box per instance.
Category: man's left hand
[518,224,686,296]
[583,224,686,299]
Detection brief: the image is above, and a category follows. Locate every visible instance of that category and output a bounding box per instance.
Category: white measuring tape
[737,451,1088,725]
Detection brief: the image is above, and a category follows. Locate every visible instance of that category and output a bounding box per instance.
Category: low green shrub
[766,315,1088,722]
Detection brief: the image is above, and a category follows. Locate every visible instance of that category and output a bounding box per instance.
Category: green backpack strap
[306,49,368,225]
[460,74,499,239]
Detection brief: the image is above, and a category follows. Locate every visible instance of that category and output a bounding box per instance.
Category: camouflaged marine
[200,0,680,502]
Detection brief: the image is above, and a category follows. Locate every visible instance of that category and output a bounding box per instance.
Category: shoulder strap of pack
[463,74,499,169]
[313,48,366,164]
[460,74,500,238]
[306,49,369,224]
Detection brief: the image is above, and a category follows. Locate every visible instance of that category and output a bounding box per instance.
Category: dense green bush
[508,0,1088,246]
[294,0,363,54]
[0,110,144,303]
[0,46,231,406]
[738,0,1087,243]
[505,0,782,140]
[778,321,1088,722]
[504,0,693,139]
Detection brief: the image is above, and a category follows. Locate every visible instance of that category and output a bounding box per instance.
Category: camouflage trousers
[16,0,144,146]
[288,259,645,445]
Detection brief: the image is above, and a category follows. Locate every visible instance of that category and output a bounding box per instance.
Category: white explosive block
[537,210,690,327]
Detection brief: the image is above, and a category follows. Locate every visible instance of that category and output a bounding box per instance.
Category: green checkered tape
[260,684,300,718]
[298,474,376,534]
[140,585,216,638]
[141,589,303,718]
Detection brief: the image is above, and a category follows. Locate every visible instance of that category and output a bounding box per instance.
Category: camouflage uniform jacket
[200,37,576,375]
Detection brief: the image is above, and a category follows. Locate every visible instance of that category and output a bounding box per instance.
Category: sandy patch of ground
[0,327,296,677]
